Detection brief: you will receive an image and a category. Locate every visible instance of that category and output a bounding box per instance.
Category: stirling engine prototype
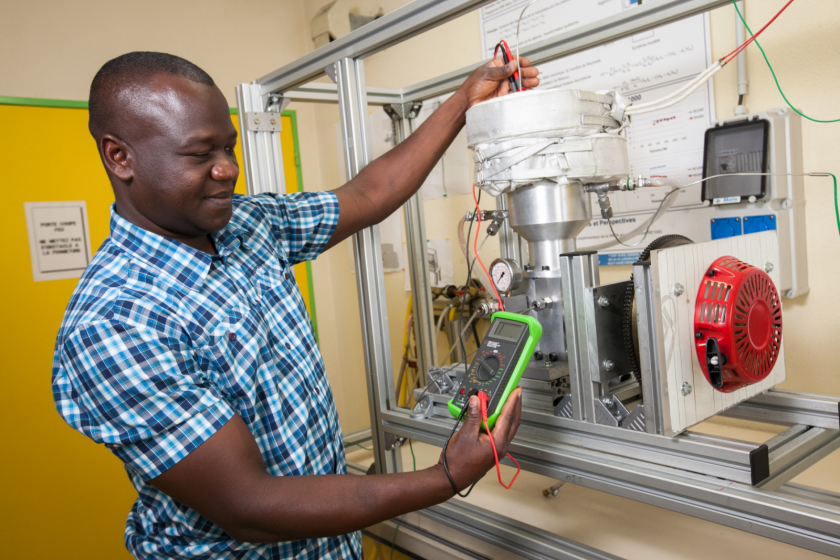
[417,87,788,437]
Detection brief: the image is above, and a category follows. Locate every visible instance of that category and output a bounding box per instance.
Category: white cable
[514,0,544,91]
[435,304,453,344]
[626,64,723,116]
[439,310,482,367]
[626,61,721,112]
[588,179,680,250]
[591,172,832,250]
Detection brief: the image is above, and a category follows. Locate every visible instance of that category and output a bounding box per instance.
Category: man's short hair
[88,51,215,138]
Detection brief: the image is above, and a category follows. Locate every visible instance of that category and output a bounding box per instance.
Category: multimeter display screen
[491,320,525,342]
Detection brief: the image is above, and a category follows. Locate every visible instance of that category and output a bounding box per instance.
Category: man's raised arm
[324,57,539,250]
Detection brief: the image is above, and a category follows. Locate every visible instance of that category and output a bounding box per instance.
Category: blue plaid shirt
[52,192,361,559]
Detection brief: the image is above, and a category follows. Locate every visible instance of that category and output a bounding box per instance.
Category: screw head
[681,382,693,396]
[674,283,685,296]
[707,269,716,277]
[764,262,774,273]
[598,296,609,308]
[710,356,720,366]
[254,118,261,124]
[695,331,704,340]
[603,359,615,371]
[270,118,277,125]
[601,395,614,407]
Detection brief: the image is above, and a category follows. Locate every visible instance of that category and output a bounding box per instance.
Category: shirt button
[285,342,291,350]
[228,332,237,342]
[314,387,320,394]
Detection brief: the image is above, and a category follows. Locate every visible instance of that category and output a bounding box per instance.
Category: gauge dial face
[490,259,515,293]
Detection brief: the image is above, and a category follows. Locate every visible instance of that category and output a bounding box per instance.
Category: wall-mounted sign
[24,201,92,282]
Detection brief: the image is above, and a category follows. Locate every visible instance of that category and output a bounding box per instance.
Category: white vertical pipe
[734,1,748,115]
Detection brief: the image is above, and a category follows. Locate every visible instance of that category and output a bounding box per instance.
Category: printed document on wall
[479,1,717,264]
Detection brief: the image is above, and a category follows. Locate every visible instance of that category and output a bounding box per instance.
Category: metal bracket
[264,94,290,113]
[593,394,630,427]
[621,404,646,432]
[324,63,338,84]
[383,101,423,121]
[242,112,282,133]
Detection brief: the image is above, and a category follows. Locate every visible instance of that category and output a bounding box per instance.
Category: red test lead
[478,391,521,490]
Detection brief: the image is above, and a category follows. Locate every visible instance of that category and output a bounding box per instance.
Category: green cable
[389,440,418,560]
[408,439,417,472]
[345,441,372,451]
[732,0,840,123]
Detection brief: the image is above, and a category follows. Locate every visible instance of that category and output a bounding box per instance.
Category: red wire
[472,183,504,311]
[722,0,795,65]
[478,392,521,489]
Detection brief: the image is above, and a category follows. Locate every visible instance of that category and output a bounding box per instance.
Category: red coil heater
[693,256,783,393]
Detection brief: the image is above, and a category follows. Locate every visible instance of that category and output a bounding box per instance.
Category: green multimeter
[447,312,542,431]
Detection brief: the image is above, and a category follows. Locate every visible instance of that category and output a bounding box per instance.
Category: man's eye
[225,147,235,154]
[192,152,211,158]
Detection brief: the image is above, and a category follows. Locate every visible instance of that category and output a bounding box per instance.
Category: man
[52,51,539,559]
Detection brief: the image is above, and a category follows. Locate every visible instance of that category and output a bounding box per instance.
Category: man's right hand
[437,387,523,493]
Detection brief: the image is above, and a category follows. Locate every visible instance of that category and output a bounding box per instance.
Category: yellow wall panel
[0,103,246,559]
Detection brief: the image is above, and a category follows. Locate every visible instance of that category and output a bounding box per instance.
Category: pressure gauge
[489,258,523,294]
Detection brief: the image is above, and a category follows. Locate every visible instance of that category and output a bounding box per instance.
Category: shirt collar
[109,204,246,291]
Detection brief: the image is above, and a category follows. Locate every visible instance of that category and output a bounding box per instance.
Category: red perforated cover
[694,256,783,393]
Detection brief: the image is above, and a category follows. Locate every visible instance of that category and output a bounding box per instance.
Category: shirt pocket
[254,253,296,307]
[194,314,266,423]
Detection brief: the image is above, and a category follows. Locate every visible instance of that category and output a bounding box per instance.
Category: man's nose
[212,159,239,181]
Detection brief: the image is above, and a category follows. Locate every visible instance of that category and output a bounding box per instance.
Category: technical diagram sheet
[478,0,716,263]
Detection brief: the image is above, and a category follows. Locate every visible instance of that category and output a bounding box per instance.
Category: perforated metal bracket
[383,101,423,121]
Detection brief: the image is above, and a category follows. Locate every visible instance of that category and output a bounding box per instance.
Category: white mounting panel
[651,230,786,436]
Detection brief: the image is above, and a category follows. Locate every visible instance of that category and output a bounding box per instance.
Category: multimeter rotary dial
[476,355,501,381]
[490,258,523,294]
[468,349,507,385]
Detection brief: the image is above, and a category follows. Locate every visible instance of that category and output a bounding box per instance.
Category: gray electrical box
[704,109,808,298]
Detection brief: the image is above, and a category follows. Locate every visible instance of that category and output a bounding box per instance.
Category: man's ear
[100,134,134,183]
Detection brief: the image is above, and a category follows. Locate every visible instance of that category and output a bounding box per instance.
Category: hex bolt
[601,395,614,407]
[603,359,615,371]
[681,382,693,396]
[674,283,685,296]
[710,356,720,366]
[598,296,609,308]
[764,262,774,273]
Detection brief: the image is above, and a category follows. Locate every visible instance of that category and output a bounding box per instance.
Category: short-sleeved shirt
[52,192,361,559]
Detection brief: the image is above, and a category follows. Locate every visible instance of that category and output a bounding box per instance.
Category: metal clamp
[243,112,282,133]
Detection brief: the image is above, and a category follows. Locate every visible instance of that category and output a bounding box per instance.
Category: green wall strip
[282,110,321,343]
[0,96,88,109]
[0,95,240,114]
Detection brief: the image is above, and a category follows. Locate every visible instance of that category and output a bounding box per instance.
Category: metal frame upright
[237,1,840,556]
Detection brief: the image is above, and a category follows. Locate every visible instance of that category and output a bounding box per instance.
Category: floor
[347,417,840,560]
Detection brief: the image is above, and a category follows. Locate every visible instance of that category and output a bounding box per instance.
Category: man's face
[109,74,239,238]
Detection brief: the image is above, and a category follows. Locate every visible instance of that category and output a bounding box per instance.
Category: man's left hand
[459,57,540,109]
